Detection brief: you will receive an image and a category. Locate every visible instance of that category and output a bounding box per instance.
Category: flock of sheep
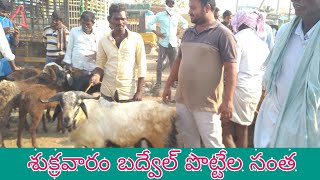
[0,63,179,148]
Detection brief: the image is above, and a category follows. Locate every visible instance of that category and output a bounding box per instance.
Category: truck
[9,0,108,64]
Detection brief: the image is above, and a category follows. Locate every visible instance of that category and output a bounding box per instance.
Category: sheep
[17,84,65,148]
[6,68,42,81]
[42,91,178,148]
[0,63,68,147]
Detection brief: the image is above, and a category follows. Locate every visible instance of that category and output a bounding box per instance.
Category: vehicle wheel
[145,44,152,54]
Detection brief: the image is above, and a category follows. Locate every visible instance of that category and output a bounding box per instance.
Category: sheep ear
[48,67,57,81]
[43,92,64,103]
[79,102,88,119]
[51,105,62,122]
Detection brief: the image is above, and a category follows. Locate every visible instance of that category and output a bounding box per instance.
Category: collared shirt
[147,11,188,48]
[43,26,69,59]
[96,29,147,100]
[63,27,99,72]
[175,22,237,112]
[0,23,15,61]
[275,19,320,108]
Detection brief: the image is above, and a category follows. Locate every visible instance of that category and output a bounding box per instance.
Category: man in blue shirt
[0,0,20,80]
[148,0,188,90]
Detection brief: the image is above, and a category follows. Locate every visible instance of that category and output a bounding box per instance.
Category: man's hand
[133,91,142,101]
[64,64,72,72]
[90,74,101,85]
[156,32,166,39]
[85,52,96,61]
[13,28,20,36]
[218,100,233,122]
[3,27,14,34]
[162,86,171,104]
[12,66,22,71]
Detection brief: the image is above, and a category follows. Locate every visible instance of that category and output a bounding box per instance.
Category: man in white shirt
[254,0,320,147]
[222,10,269,148]
[63,11,101,93]
[0,23,19,81]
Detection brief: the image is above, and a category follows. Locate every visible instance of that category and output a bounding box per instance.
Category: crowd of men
[0,0,319,148]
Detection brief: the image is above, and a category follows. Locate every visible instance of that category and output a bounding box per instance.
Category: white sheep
[43,91,178,148]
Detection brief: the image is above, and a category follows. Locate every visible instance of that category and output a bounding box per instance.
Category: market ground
[3,49,254,148]
[3,49,176,148]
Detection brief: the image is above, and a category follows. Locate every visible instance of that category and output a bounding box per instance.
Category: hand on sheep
[218,100,233,122]
[133,91,142,101]
[162,86,171,104]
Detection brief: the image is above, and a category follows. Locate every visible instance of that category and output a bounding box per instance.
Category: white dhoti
[230,86,261,126]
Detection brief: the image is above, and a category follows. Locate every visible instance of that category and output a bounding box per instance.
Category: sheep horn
[75,91,98,100]
[42,92,64,103]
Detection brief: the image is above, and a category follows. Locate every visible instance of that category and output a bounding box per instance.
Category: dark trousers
[156,44,177,85]
[101,91,133,103]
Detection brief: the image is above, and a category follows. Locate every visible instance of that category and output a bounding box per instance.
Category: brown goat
[0,63,68,147]
[17,84,65,148]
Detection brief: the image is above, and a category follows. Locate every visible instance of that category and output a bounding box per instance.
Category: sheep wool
[70,98,178,148]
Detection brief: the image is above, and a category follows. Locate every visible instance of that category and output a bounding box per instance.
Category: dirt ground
[3,49,177,148]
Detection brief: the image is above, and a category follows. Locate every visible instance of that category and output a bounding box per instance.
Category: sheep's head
[41,91,98,130]
[43,63,68,87]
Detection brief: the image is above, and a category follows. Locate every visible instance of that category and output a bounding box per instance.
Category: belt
[101,93,133,103]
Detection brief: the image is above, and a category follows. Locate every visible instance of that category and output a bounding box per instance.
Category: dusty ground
[3,49,177,148]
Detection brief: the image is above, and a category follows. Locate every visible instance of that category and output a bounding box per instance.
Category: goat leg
[17,110,27,148]
[42,113,48,133]
[46,107,52,122]
[0,121,5,148]
[0,131,5,148]
[30,113,43,148]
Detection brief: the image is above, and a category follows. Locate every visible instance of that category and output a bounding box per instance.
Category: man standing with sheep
[163,0,237,148]
[90,3,147,102]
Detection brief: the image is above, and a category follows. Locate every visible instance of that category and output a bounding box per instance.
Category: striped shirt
[43,26,69,59]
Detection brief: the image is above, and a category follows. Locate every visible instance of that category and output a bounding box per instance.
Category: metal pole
[288,1,292,22]
[236,0,239,12]
[259,0,266,10]
[276,0,280,24]
[276,0,280,15]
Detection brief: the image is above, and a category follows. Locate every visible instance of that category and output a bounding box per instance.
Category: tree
[261,5,275,14]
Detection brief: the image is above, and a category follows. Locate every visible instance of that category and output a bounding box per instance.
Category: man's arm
[133,35,147,101]
[90,37,108,85]
[219,62,237,121]
[0,23,15,61]
[147,14,158,31]
[162,48,182,103]
[147,13,166,38]
[178,14,189,30]
[217,31,238,121]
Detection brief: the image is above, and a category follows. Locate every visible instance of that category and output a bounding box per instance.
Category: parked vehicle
[126,9,157,54]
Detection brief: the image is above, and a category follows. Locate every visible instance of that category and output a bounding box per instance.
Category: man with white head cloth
[222,10,269,148]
